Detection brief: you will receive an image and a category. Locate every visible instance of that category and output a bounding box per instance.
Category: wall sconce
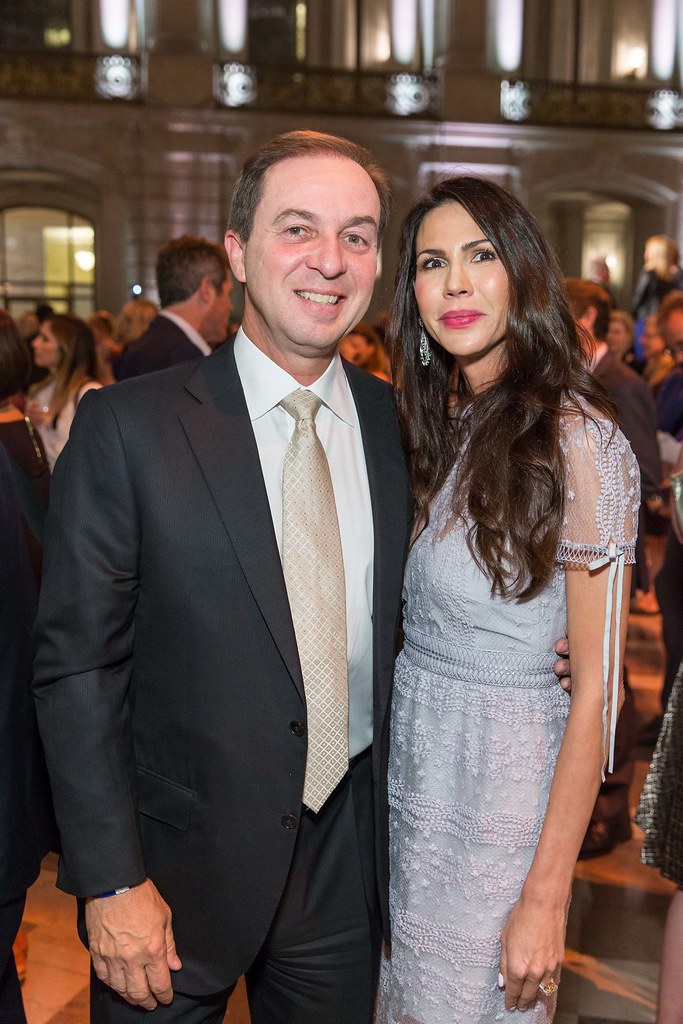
[626,46,646,77]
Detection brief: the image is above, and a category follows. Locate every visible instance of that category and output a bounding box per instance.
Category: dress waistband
[402,625,558,689]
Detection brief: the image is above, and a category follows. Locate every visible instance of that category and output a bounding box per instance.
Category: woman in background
[632,235,683,340]
[0,310,50,580]
[26,313,102,469]
[377,177,638,1023]
[340,319,391,381]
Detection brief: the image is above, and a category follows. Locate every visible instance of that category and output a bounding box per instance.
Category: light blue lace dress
[377,415,639,1024]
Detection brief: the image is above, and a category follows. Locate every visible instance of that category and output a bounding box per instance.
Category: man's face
[225,154,380,377]
[200,275,234,345]
[661,309,683,366]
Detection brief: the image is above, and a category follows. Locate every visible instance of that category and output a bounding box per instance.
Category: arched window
[0,207,96,319]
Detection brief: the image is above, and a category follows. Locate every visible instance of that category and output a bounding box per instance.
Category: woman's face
[31,321,62,373]
[413,202,509,393]
[340,331,375,367]
[642,317,665,358]
[606,318,632,359]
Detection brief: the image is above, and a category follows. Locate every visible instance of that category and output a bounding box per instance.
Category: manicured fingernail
[498,972,505,988]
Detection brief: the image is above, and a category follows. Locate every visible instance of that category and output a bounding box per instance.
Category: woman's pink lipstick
[439,310,483,328]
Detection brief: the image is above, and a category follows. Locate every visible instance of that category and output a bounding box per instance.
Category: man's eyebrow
[273,208,316,225]
[343,216,378,231]
[272,210,378,232]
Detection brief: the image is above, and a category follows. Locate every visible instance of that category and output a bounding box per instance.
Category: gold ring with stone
[539,979,558,996]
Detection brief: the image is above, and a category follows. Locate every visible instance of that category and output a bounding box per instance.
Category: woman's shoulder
[78,380,103,396]
[559,402,637,472]
[559,401,614,444]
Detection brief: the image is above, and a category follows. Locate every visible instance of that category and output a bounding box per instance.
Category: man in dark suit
[118,235,234,379]
[34,131,413,1024]
[565,278,661,856]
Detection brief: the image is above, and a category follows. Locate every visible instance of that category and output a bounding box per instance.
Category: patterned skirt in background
[636,659,683,887]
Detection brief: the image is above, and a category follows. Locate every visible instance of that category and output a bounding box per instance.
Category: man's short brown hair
[156,236,229,308]
[563,278,611,340]
[228,130,393,243]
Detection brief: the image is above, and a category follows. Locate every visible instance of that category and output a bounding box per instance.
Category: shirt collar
[159,309,211,356]
[234,328,355,426]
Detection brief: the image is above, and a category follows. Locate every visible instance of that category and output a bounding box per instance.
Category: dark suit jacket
[593,349,661,498]
[33,344,412,993]
[0,446,55,905]
[118,315,203,380]
[594,348,661,592]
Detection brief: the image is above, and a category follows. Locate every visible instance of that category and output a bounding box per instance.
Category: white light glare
[392,0,418,65]
[74,250,95,272]
[627,46,646,72]
[219,0,248,54]
[652,0,676,80]
[131,284,142,296]
[99,0,130,49]
[492,0,524,72]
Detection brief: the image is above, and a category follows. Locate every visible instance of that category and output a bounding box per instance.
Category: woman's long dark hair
[388,176,614,600]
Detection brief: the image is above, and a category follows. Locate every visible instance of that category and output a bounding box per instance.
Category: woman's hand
[499,890,566,1012]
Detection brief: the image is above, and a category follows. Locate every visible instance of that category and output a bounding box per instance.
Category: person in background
[114,299,158,354]
[0,311,50,580]
[637,440,683,1024]
[26,314,103,469]
[0,442,56,1024]
[606,309,638,366]
[655,292,683,442]
[632,235,683,361]
[642,314,675,396]
[649,293,683,740]
[588,255,616,307]
[117,236,233,379]
[339,320,391,381]
[89,310,120,386]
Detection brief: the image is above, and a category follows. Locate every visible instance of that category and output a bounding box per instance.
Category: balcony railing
[0,51,145,103]
[213,63,440,118]
[501,78,683,131]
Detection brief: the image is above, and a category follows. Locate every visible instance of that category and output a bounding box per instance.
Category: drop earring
[419,319,431,367]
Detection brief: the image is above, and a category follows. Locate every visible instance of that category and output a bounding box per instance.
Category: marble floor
[19,610,672,1024]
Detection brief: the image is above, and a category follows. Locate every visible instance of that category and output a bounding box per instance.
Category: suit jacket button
[281,814,299,829]
[290,720,305,737]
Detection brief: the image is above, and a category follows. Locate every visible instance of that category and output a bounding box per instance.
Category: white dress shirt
[233,329,375,757]
[159,309,212,356]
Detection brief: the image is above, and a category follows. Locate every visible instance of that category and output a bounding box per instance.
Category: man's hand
[554,637,571,693]
[85,878,182,1009]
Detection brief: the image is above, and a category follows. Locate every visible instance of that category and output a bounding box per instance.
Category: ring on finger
[539,978,559,996]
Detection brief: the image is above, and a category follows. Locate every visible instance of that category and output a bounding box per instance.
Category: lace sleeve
[559,414,640,776]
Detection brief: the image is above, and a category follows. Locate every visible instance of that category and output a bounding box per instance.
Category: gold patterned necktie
[280,388,349,813]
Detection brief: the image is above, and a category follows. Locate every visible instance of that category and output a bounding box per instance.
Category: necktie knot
[280,388,322,424]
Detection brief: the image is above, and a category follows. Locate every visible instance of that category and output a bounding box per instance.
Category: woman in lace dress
[376,178,639,1024]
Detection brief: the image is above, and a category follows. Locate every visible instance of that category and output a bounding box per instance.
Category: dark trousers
[0,895,27,1024]
[91,749,381,1024]
[655,527,683,712]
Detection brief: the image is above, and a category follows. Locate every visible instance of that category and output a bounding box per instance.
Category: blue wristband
[96,886,131,898]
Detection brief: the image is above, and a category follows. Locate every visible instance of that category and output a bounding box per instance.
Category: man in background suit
[34,131,413,1024]
[118,235,234,379]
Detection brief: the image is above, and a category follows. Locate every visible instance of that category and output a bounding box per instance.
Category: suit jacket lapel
[179,345,304,701]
